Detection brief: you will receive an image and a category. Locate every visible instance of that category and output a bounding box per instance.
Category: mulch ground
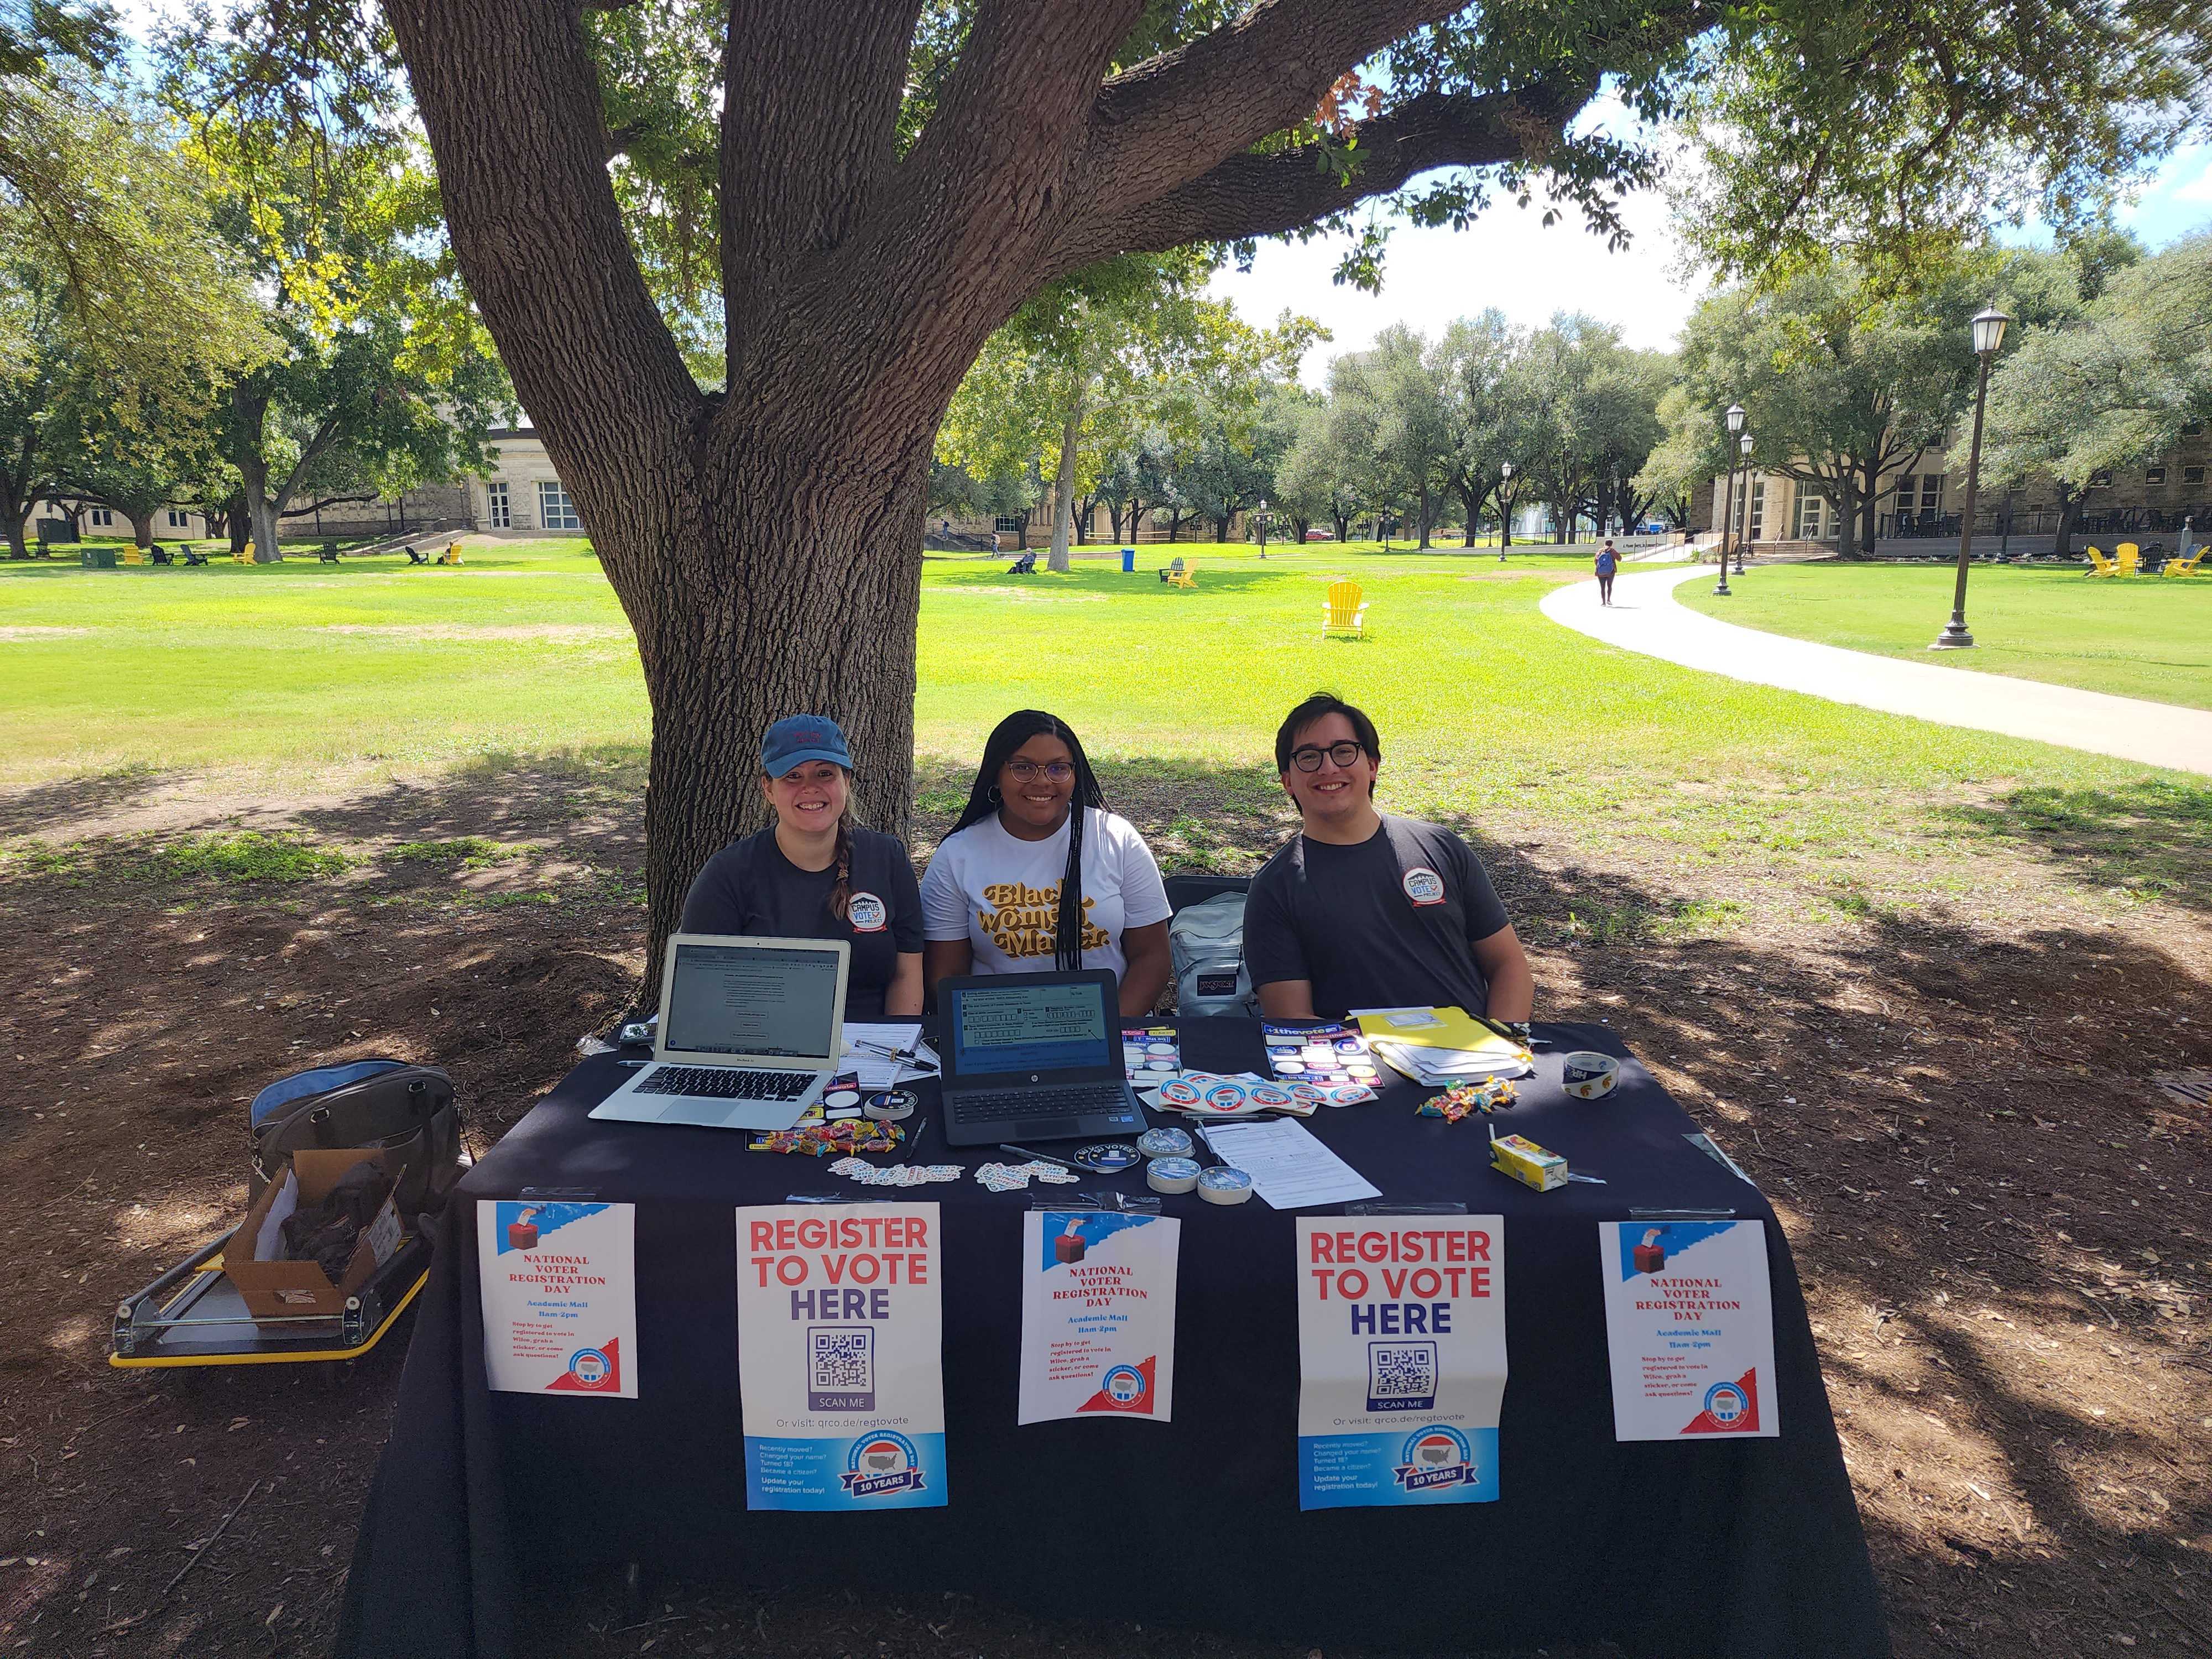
[2,764,2208,1659]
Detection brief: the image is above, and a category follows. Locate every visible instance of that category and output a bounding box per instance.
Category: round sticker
[1287,1082,1327,1103]
[1275,1059,1306,1074]
[1402,866,1446,906]
[1202,1081,1251,1112]
[823,1088,860,1109]
[1158,1078,1203,1108]
[1246,1082,1294,1109]
[846,891,888,932]
[1145,1058,1175,1072]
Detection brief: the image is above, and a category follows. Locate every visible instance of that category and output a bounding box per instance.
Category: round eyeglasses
[1005,759,1074,782]
[1290,742,1364,772]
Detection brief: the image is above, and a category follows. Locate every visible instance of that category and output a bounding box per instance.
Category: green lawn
[4,533,2198,865]
[1678,561,2212,710]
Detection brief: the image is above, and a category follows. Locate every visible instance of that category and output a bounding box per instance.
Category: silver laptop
[590,934,849,1131]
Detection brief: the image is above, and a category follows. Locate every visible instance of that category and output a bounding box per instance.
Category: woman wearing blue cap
[679,714,924,1019]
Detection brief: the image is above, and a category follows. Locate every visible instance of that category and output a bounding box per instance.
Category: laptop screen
[662,942,840,1060]
[950,978,1113,1077]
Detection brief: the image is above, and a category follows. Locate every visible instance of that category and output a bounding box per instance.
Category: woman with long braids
[920,710,1173,1015]
[679,715,923,1019]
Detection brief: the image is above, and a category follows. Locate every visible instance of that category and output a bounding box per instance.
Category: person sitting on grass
[1243,691,1533,1030]
[920,709,1172,1016]
[679,714,923,1020]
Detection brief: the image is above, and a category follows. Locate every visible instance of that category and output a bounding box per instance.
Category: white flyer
[1294,1216,1507,1509]
[1599,1219,1779,1439]
[735,1203,946,1509]
[477,1199,638,1398]
[1018,1210,1181,1424]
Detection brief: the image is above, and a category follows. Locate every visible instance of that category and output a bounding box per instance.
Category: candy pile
[828,1157,963,1187]
[974,1159,1082,1193]
[1417,1078,1519,1123]
[750,1117,905,1156]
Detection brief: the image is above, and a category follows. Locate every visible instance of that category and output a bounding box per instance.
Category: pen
[1628,1207,1737,1219]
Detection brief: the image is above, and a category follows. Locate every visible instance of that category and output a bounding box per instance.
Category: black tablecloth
[337,1022,1887,1658]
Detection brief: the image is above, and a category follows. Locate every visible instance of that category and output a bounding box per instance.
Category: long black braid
[950,710,1108,970]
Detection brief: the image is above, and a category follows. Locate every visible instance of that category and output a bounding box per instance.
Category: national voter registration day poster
[1599,1219,1779,1441]
[1018,1209,1180,1425]
[1294,1216,1507,1509]
[735,1203,947,1510]
[476,1200,638,1398]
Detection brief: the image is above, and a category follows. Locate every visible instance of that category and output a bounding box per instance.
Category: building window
[88,507,113,527]
[1893,474,1915,509]
[993,514,1026,534]
[2089,469,2112,488]
[486,481,510,529]
[2187,466,2206,485]
[1919,474,1943,514]
[1793,491,1828,540]
[537,479,580,531]
[2146,467,2167,485]
[166,509,190,529]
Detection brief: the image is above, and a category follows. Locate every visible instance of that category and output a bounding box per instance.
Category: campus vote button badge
[846,891,888,932]
[1402,866,1446,906]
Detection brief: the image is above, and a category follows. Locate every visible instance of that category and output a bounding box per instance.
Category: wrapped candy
[1416,1078,1517,1123]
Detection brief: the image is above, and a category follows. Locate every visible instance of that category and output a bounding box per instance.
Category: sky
[1215,143,2212,385]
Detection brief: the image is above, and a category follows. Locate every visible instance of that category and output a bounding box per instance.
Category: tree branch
[1084,0,1463,210]
[1070,80,1597,263]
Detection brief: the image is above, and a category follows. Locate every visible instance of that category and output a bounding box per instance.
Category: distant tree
[1977,233,2212,556]
[1432,311,1533,547]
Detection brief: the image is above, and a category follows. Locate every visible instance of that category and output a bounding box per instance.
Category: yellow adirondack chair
[2166,547,2205,577]
[1165,556,1194,588]
[234,541,256,565]
[2083,545,2118,577]
[119,545,146,566]
[1322,579,1369,638]
[436,541,465,566]
[2116,541,2140,575]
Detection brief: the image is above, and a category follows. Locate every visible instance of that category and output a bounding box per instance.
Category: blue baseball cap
[760,714,853,776]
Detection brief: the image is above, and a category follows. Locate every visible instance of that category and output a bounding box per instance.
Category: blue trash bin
[1121,547,1135,573]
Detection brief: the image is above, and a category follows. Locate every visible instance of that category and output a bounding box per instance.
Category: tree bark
[1417,482,1432,549]
[129,510,154,548]
[1049,404,1079,572]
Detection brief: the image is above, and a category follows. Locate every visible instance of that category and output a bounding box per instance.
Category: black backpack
[248,1060,465,1218]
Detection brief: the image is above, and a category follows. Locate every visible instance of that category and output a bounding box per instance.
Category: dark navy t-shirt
[678,826,923,1019]
[1241,814,1512,1019]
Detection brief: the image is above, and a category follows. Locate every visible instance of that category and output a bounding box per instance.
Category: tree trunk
[1106,501,1124,542]
[1048,406,1079,572]
[1417,482,1432,549]
[1,487,28,560]
[1835,470,1856,559]
[2054,489,2081,557]
[1165,508,1181,542]
[1499,502,1513,548]
[1332,512,1349,542]
[1460,485,1481,547]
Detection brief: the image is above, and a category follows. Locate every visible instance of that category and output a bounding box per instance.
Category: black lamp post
[1714,403,1745,596]
[1932,305,2012,650]
[1734,432,1753,573]
[1256,497,1269,557]
[1496,461,1511,561]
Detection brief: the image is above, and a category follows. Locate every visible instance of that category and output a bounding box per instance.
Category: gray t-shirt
[1243,815,1511,1019]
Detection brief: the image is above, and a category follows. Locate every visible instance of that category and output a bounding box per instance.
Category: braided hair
[950,711,1107,971]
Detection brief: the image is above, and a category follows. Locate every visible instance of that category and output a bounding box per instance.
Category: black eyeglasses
[1290,742,1365,772]
[1005,759,1074,782]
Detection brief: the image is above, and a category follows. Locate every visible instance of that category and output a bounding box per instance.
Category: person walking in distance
[1595,538,1620,607]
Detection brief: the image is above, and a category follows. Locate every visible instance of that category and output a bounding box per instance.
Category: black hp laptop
[939,969,1147,1147]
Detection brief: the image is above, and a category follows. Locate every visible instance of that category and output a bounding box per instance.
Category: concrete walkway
[1542,562,2212,776]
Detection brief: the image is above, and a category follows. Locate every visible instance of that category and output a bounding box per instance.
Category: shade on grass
[1,541,2196,854]
[1678,561,2212,711]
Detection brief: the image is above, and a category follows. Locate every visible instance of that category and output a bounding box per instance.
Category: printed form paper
[1201,1119,1379,1208]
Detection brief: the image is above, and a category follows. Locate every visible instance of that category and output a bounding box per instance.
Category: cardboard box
[225,1147,405,1318]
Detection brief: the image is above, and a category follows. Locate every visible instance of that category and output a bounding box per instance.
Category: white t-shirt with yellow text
[919,808,1171,980]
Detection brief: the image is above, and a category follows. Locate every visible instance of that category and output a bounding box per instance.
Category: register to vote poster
[1018,1210,1181,1424]
[1599,1219,1779,1440]
[1294,1216,1508,1509]
[735,1203,947,1510]
[477,1200,638,1398]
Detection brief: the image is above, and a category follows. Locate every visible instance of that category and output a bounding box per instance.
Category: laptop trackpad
[657,1098,812,1132]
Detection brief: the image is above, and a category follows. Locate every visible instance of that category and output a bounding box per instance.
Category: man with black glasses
[1243,692,1534,1026]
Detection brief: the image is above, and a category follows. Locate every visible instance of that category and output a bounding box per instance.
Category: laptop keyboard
[638,1066,818,1102]
[951,1084,1131,1124]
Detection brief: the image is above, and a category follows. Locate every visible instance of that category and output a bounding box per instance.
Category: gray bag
[248,1061,465,1218]
[1168,891,1259,1017]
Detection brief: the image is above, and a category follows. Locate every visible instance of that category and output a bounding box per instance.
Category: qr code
[808,1327,874,1411]
[1366,1340,1438,1412]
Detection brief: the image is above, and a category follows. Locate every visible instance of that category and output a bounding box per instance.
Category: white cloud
[1209,174,1699,384]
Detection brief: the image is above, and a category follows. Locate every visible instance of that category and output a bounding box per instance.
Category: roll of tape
[862,1089,917,1121]
[1197,1166,1254,1204]
[1146,1156,1201,1194]
[1136,1128,1194,1161]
